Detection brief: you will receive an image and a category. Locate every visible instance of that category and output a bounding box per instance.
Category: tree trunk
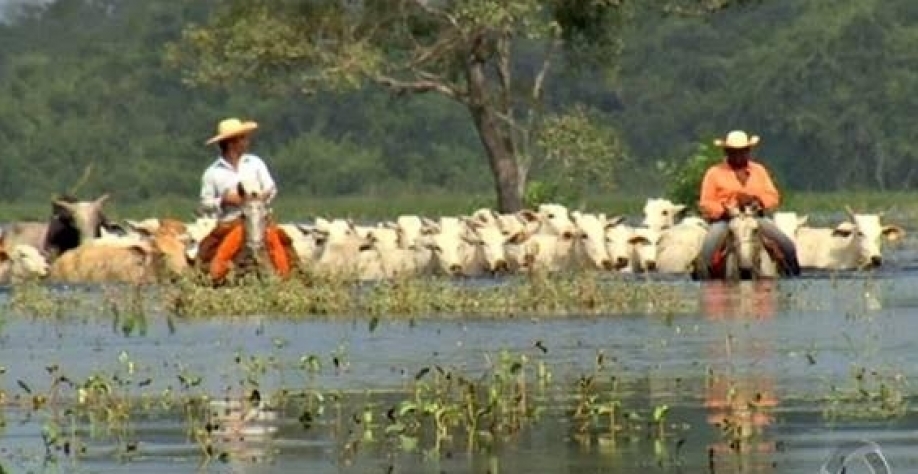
[466,57,524,213]
[467,106,524,212]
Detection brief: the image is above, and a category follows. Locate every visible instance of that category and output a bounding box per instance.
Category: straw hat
[713,130,760,149]
[205,118,258,145]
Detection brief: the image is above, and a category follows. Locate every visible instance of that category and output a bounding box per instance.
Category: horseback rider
[196,118,296,283]
[697,130,801,278]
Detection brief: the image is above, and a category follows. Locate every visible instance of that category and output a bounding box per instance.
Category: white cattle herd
[0,197,907,285]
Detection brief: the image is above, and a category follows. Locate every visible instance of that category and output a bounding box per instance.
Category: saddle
[195,219,297,273]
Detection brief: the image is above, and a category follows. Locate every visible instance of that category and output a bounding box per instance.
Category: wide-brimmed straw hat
[205,118,258,145]
[713,130,760,149]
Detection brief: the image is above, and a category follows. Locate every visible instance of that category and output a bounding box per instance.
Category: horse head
[237,179,269,254]
[727,204,764,274]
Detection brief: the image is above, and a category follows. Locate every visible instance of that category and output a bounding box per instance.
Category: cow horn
[53,200,77,212]
[94,193,110,206]
[844,205,857,220]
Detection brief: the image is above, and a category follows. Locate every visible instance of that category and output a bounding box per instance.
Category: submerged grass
[5,270,696,319]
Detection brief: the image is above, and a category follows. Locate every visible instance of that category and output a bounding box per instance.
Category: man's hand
[221,189,243,206]
[737,193,761,208]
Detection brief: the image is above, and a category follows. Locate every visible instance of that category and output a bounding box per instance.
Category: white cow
[795,208,905,270]
[358,226,419,280]
[570,212,615,271]
[279,224,321,265]
[627,226,663,273]
[414,218,481,276]
[308,218,368,277]
[461,219,514,275]
[772,212,809,240]
[395,215,424,249]
[518,203,576,236]
[515,231,577,273]
[642,198,688,231]
[0,244,50,283]
[654,217,708,274]
[604,219,634,271]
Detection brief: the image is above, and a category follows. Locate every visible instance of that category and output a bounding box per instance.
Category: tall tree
[167,0,753,212]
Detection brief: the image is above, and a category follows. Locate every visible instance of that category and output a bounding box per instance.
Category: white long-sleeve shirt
[199,154,277,222]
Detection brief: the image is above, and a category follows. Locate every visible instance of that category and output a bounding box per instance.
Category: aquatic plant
[3,270,696,319]
[822,365,908,421]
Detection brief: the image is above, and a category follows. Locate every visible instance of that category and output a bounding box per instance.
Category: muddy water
[2,270,918,472]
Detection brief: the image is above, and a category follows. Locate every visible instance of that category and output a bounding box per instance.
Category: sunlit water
[2,243,918,473]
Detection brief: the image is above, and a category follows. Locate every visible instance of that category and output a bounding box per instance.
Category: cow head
[462,219,510,273]
[0,244,49,279]
[571,212,614,270]
[627,227,662,272]
[604,217,632,270]
[642,198,688,231]
[51,193,110,246]
[836,206,907,268]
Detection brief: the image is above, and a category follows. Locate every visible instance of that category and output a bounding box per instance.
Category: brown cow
[48,219,191,284]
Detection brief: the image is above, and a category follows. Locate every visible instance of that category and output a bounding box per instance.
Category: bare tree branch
[532,38,561,104]
[496,30,512,114]
[374,74,464,102]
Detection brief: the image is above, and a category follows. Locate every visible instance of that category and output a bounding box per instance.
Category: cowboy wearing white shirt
[195,118,295,283]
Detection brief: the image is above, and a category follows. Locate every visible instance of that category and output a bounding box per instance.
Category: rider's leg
[210,224,245,282]
[697,220,730,278]
[265,224,293,278]
[757,218,801,276]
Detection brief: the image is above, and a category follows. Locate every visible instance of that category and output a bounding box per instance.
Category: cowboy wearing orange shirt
[696,130,800,278]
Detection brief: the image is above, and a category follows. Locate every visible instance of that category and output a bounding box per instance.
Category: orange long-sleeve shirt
[698,160,780,220]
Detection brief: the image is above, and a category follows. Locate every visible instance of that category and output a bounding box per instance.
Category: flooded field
[2,250,918,472]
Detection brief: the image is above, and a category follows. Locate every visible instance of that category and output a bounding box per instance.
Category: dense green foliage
[0,0,913,216]
[660,142,724,208]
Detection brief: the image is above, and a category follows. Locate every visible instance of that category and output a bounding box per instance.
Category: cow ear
[831,225,854,238]
[673,204,688,219]
[127,244,149,260]
[561,231,576,240]
[882,225,905,242]
[628,235,651,246]
[505,231,528,245]
[605,215,626,229]
[461,234,481,245]
[517,210,539,223]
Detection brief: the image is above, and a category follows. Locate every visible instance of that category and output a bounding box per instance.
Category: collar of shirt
[214,154,254,170]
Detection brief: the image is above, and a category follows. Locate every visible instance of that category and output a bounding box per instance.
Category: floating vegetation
[821,365,909,421]
[3,270,697,319]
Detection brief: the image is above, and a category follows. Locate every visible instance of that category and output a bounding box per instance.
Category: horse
[233,179,275,279]
[694,203,787,282]
[193,179,283,284]
[721,204,780,281]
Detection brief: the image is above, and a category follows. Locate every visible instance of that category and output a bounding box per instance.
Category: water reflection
[206,389,279,465]
[700,281,780,470]
[700,280,778,320]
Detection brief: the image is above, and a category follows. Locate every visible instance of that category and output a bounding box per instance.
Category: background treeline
[0,0,914,210]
